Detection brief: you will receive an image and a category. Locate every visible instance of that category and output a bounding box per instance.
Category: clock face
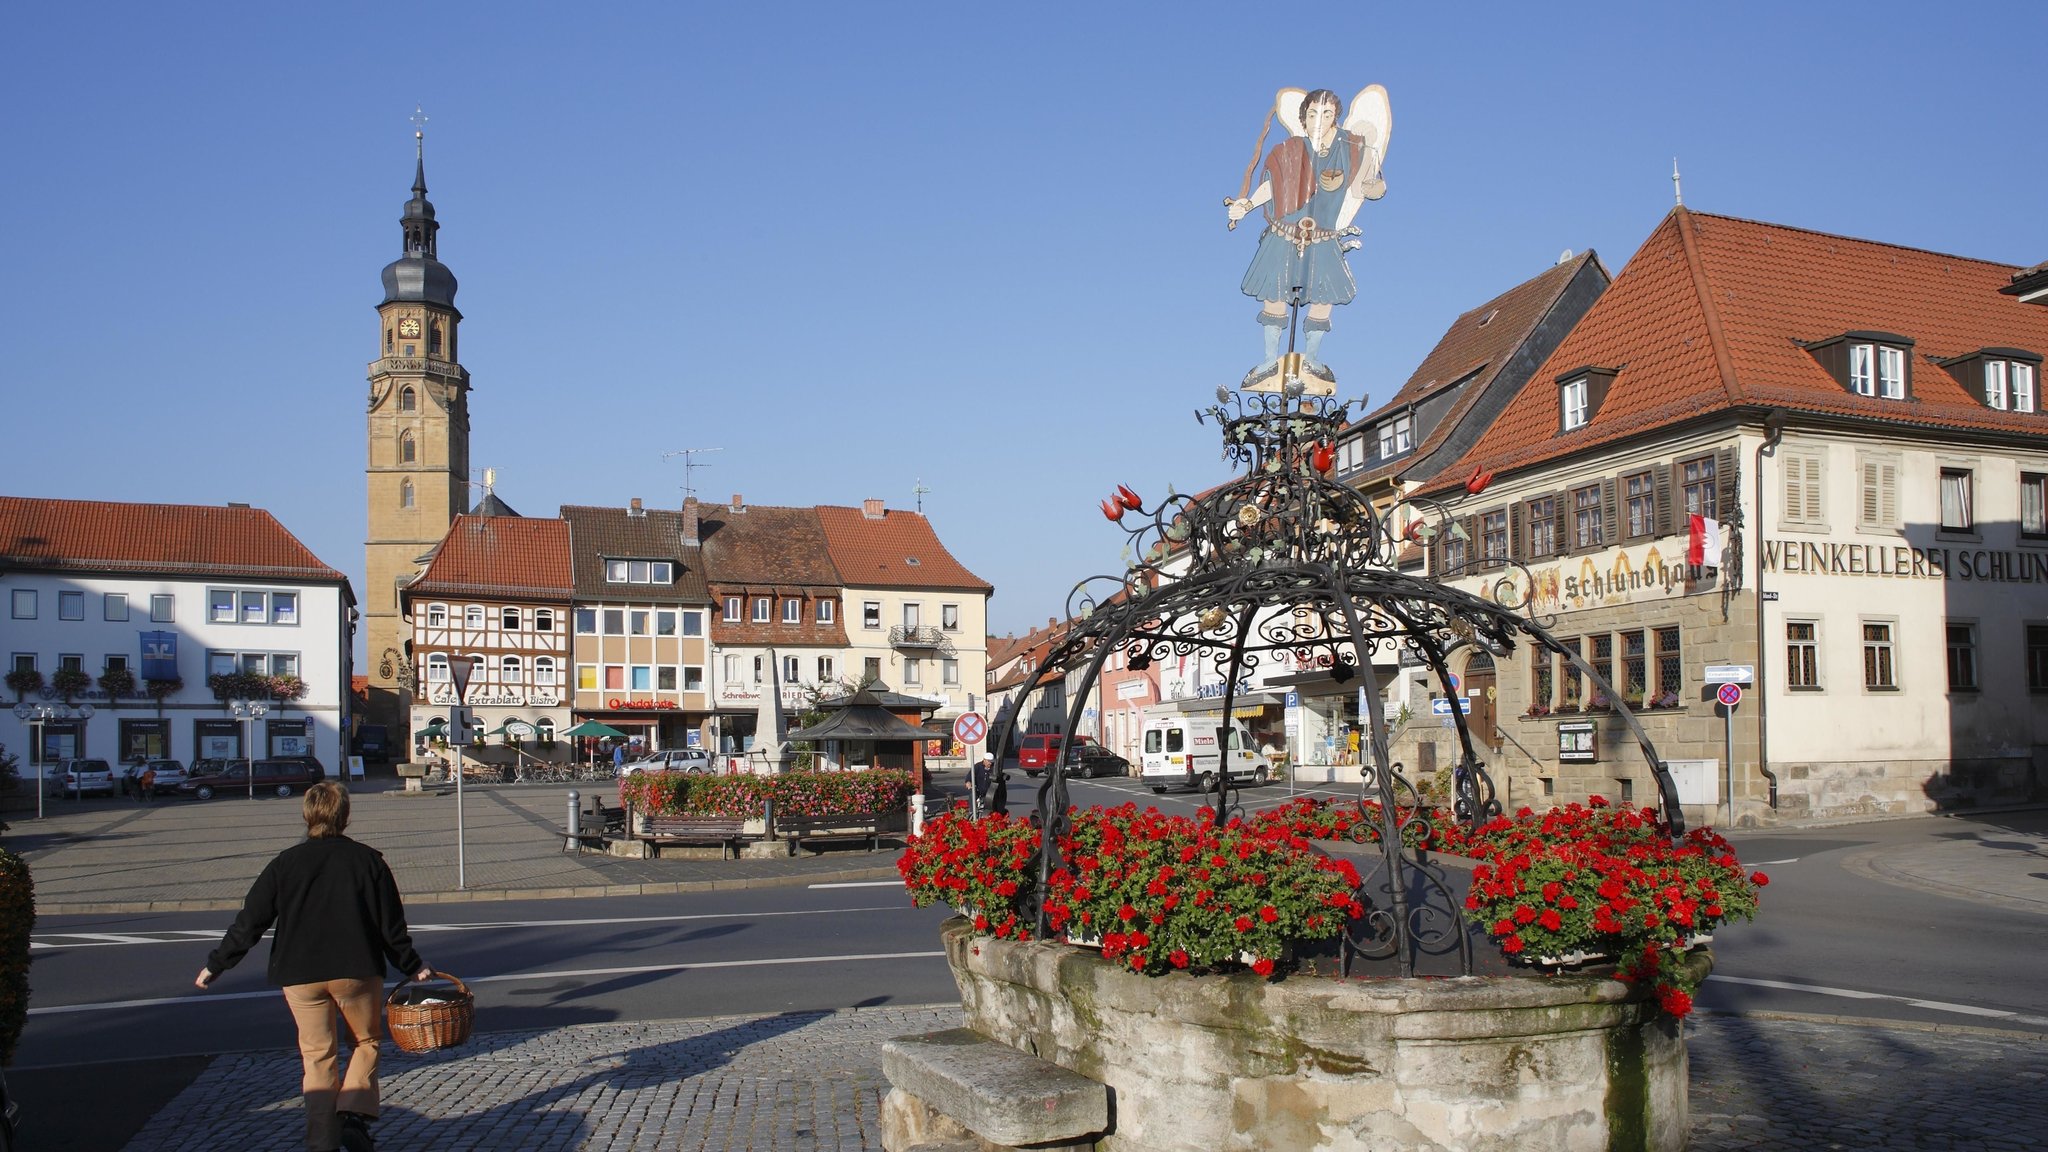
[398,318,422,339]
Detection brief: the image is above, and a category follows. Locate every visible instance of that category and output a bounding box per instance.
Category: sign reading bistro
[1760,539,2048,583]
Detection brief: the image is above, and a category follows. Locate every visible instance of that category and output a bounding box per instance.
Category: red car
[1016,733,1092,777]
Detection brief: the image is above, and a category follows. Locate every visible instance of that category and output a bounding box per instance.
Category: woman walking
[196,782,431,1152]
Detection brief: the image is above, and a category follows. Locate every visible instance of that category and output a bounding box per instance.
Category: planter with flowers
[49,668,92,702]
[3,670,42,704]
[898,801,1705,1151]
[619,767,915,839]
[1645,690,1682,711]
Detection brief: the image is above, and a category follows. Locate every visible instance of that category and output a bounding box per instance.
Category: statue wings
[1270,84,1394,171]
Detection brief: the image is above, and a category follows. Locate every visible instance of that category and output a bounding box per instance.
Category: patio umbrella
[562,719,628,772]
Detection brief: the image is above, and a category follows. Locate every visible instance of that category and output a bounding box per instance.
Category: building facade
[400,512,573,761]
[698,497,848,753]
[1404,209,2048,825]
[561,501,716,753]
[2,498,354,774]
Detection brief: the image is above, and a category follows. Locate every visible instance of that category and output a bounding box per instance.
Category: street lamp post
[230,698,269,800]
[13,702,56,820]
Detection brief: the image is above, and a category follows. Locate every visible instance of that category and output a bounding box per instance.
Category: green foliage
[0,849,33,1065]
[619,768,916,819]
[97,666,136,697]
[50,668,93,700]
[0,744,17,799]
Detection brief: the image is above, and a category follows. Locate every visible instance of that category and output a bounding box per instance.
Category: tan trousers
[282,977,384,1151]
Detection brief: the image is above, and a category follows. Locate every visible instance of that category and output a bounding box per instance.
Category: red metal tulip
[1101,499,1125,522]
[1117,484,1144,510]
[1311,441,1336,474]
[1464,466,1495,496]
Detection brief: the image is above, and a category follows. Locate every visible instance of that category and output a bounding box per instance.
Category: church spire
[381,106,457,309]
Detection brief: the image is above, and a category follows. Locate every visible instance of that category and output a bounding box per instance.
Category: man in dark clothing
[196,782,430,1152]
[990,767,1010,817]
[972,757,991,802]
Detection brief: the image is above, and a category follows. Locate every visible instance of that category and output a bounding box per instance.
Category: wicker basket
[385,969,473,1053]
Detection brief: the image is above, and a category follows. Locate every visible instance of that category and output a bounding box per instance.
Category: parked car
[350,724,392,763]
[51,758,117,797]
[620,748,712,776]
[175,756,325,800]
[122,758,190,796]
[1064,744,1131,779]
[1017,733,1092,777]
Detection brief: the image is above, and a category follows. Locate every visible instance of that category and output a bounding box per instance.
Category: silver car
[53,758,117,797]
[123,758,190,796]
[618,748,712,777]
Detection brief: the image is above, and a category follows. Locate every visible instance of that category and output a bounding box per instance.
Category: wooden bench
[642,814,749,859]
[772,810,909,853]
[881,1028,1108,1150]
[563,807,610,853]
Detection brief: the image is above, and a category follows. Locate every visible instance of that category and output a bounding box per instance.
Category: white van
[1139,717,1272,793]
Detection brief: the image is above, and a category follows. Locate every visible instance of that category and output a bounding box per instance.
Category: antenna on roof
[660,447,723,501]
[467,467,498,495]
[1672,157,1683,207]
[912,478,932,514]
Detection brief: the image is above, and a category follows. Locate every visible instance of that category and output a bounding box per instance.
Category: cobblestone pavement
[1686,1014,2048,1151]
[115,1004,2048,1151]
[122,1005,962,1152]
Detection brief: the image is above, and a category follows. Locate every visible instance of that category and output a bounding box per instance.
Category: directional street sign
[952,711,987,745]
[1703,664,1754,685]
[1430,697,1472,716]
[1716,683,1743,708]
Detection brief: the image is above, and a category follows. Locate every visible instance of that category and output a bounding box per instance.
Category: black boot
[339,1111,376,1152]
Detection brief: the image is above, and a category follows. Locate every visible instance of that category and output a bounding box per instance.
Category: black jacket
[207,835,423,985]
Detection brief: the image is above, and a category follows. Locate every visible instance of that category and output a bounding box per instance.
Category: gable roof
[698,504,841,587]
[407,514,573,602]
[0,496,349,592]
[1352,251,1608,484]
[814,505,993,593]
[1422,209,2048,495]
[558,504,712,602]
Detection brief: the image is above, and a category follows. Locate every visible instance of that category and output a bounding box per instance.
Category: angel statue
[1226,85,1391,391]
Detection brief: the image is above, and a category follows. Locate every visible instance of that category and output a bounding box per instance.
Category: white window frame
[724,596,742,622]
[1939,467,1974,533]
[426,654,451,682]
[682,610,703,637]
[1986,359,2010,410]
[1781,446,1828,531]
[1849,343,1875,396]
[1856,451,1900,532]
[1561,378,1589,430]
[1877,345,1905,399]
[1861,618,1899,691]
[533,657,557,686]
[465,605,485,630]
[606,560,629,583]
[271,592,297,625]
[783,655,800,683]
[59,590,84,621]
[942,604,960,631]
[2022,472,2048,540]
[210,589,236,623]
[2014,362,2038,413]
[501,655,522,683]
[943,657,960,686]
[104,593,129,622]
[1784,618,1822,691]
[903,657,922,686]
[150,594,174,622]
[9,590,32,620]
[683,665,705,693]
[501,606,520,630]
[863,601,881,629]
[752,597,771,623]
[783,598,801,624]
[817,656,835,682]
[817,600,835,624]
[535,609,555,633]
[903,603,921,630]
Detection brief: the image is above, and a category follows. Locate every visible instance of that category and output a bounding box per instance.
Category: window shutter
[1878,460,1897,526]
[1716,447,1740,521]
[1654,466,1675,537]
[1553,493,1568,557]
[1600,479,1619,547]
[1784,456,1805,524]
[1860,459,1880,524]
[1509,503,1525,560]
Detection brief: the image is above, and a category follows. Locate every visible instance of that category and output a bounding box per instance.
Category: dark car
[175,756,326,800]
[1064,744,1131,779]
[351,724,392,763]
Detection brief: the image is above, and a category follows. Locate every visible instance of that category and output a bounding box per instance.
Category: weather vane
[661,447,723,500]
[411,104,428,139]
[912,478,932,514]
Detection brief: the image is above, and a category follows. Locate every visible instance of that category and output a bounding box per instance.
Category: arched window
[465,605,485,630]
[385,328,393,353]
[426,604,446,628]
[398,386,417,413]
[501,606,521,630]
[429,323,442,355]
[399,430,416,464]
[536,716,556,742]
[501,655,522,683]
[426,653,450,682]
[534,657,557,686]
[399,480,414,509]
[534,609,554,633]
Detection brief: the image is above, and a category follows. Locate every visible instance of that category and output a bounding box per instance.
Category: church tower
[364,121,470,735]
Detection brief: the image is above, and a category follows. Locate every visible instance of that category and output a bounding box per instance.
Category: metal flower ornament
[989,81,1684,977]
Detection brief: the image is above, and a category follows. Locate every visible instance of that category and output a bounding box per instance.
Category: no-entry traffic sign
[953,712,987,744]
[1716,683,1743,708]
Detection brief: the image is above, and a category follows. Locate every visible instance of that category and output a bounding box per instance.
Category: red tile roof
[1421,210,2048,495]
[407,514,573,600]
[814,505,993,592]
[0,496,349,589]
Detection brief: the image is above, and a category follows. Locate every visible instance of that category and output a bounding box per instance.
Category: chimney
[862,498,885,519]
[730,493,744,513]
[628,497,645,518]
[681,495,700,547]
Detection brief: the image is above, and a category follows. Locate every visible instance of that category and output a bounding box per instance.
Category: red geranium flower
[1252,958,1275,977]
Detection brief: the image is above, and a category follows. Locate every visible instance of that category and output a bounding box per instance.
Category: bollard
[566,789,581,852]
[909,792,925,837]
[763,795,775,840]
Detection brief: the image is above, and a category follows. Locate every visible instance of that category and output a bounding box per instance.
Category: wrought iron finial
[1672,157,1683,206]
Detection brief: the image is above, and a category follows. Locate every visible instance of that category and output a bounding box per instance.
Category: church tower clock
[364,120,470,735]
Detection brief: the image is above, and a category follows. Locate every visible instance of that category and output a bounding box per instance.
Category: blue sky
[5,1,2043,646]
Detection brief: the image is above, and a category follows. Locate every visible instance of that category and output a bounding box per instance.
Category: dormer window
[1806,332,1913,400]
[1985,357,2038,413]
[1561,379,1589,430]
[1554,365,1617,433]
[1376,414,1414,459]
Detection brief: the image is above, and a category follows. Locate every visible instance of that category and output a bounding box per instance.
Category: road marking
[808,881,902,889]
[29,906,911,950]
[1745,858,1800,866]
[26,950,949,1017]
[1706,974,2048,1028]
